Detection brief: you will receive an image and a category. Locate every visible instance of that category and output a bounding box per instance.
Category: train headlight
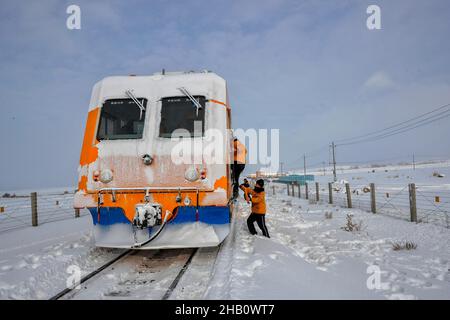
[184,166,199,182]
[100,169,113,183]
[183,196,191,206]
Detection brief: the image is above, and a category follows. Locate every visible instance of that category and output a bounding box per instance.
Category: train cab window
[97,98,147,140]
[159,96,206,138]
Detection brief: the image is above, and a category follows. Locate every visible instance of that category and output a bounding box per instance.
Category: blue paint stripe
[88,205,230,226]
[199,206,230,224]
[171,206,230,224]
[88,207,130,226]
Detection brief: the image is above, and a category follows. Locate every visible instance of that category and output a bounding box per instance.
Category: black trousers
[247,213,270,238]
[231,162,245,196]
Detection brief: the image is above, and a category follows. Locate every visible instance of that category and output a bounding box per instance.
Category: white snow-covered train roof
[88,70,227,111]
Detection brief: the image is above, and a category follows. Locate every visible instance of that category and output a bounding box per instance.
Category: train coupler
[133,203,162,229]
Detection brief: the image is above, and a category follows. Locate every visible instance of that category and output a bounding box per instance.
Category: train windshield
[159,96,206,138]
[97,98,147,140]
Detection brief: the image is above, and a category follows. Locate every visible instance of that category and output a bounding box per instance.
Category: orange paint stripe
[214,175,228,190]
[78,175,88,192]
[209,99,228,108]
[79,107,100,166]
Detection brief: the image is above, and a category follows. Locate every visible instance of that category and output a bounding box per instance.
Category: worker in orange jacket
[231,138,247,199]
[246,179,270,238]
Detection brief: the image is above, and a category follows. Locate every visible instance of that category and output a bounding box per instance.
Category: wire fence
[278,181,450,229]
[0,191,88,233]
[415,187,450,227]
[6,182,446,233]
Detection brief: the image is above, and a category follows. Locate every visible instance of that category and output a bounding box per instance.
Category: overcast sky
[1,0,450,191]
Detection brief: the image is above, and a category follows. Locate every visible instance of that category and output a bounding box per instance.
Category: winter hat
[256,179,264,187]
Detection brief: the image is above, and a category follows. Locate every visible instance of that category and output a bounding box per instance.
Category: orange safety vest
[233,140,247,164]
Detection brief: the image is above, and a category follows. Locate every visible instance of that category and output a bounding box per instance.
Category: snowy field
[0,216,124,299]
[1,164,450,299]
[290,161,450,228]
[0,187,84,233]
[308,160,450,189]
[206,190,450,299]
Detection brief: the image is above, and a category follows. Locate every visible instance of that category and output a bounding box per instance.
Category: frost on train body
[74,71,234,249]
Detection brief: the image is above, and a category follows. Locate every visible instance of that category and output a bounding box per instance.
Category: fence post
[297,183,301,198]
[75,208,80,218]
[31,192,38,227]
[345,183,352,208]
[409,183,417,222]
[305,183,309,200]
[315,182,319,202]
[328,182,333,204]
[370,183,376,214]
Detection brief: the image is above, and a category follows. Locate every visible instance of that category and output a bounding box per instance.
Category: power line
[321,153,450,165]
[285,102,450,171]
[335,102,450,145]
[338,111,450,147]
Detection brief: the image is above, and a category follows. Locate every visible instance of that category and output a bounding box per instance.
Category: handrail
[95,186,212,193]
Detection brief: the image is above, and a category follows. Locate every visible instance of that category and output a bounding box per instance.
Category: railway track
[49,202,237,300]
[49,247,200,300]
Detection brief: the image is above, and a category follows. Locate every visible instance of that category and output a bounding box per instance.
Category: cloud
[364,71,394,89]
[1,0,450,189]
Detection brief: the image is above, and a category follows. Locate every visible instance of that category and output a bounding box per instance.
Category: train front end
[74,71,233,249]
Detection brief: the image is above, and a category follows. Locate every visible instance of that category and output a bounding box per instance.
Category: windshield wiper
[178,87,203,116]
[125,89,146,120]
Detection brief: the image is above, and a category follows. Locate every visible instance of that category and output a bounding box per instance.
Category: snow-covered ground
[0,188,83,233]
[206,189,450,299]
[303,160,450,189]
[1,178,449,299]
[0,216,124,299]
[289,161,450,228]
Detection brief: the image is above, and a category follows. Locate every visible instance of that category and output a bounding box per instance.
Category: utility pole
[331,142,337,182]
[412,154,416,171]
[322,161,326,176]
[303,154,307,179]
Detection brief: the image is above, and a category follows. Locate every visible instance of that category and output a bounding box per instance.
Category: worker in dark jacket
[246,179,270,238]
[239,178,250,199]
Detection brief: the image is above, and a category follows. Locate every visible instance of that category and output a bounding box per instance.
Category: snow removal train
[74,71,234,249]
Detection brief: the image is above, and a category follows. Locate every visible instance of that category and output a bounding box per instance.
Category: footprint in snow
[53,250,63,257]
[390,284,404,293]
[24,255,40,264]
[15,260,28,270]
[66,243,81,249]
[0,265,13,272]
